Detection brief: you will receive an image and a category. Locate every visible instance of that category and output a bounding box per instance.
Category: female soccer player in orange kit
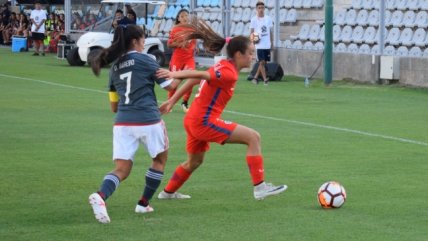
[167,9,196,112]
[156,18,287,201]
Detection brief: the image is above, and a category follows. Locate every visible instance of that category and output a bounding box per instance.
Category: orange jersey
[185,59,239,124]
[168,26,196,62]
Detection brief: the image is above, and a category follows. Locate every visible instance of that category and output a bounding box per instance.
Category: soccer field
[0,48,427,241]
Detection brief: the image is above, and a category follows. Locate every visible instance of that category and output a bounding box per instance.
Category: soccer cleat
[251,78,258,85]
[89,193,110,224]
[157,190,191,199]
[264,80,269,86]
[253,182,287,200]
[135,204,154,214]
[181,102,189,113]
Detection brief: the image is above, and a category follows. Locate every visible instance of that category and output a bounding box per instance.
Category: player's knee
[248,129,261,146]
[184,157,204,171]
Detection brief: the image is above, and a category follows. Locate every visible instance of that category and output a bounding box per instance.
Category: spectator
[30,1,47,56]
[249,1,273,85]
[2,12,17,45]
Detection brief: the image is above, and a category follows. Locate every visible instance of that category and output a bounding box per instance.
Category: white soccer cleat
[253,182,288,200]
[89,193,110,224]
[157,190,191,199]
[135,204,154,214]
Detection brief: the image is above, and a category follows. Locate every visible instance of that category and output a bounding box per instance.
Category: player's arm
[159,78,201,114]
[157,68,210,81]
[108,91,119,113]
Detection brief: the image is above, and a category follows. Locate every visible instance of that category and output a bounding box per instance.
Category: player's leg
[226,124,287,200]
[180,61,196,112]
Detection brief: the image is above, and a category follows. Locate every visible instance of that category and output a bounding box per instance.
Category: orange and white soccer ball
[317,181,347,208]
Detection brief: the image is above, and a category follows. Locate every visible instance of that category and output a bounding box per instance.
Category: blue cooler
[12,36,27,52]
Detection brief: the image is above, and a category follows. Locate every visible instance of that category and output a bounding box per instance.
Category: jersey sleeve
[167,27,177,45]
[207,62,237,89]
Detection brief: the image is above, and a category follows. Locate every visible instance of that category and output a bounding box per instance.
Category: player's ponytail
[91,25,145,76]
[172,17,251,59]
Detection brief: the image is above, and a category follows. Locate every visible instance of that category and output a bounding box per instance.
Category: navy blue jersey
[109,51,168,124]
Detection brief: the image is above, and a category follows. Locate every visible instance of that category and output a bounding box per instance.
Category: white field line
[1,73,427,147]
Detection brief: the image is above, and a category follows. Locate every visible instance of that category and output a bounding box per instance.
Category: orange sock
[246,155,265,185]
[164,165,191,193]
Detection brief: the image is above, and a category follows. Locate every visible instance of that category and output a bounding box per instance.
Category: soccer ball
[317,181,347,208]
[250,32,260,44]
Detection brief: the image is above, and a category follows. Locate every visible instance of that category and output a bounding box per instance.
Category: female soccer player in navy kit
[88,25,182,224]
[156,18,287,201]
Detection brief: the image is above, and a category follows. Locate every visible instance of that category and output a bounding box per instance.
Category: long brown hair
[91,24,145,76]
[172,17,251,58]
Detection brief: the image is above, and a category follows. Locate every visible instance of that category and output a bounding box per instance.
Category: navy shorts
[31,32,45,41]
[257,49,271,62]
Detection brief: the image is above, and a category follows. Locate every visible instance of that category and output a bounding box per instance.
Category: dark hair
[171,17,251,58]
[91,25,145,76]
[127,9,136,19]
[175,9,189,25]
[115,9,123,14]
[256,1,265,7]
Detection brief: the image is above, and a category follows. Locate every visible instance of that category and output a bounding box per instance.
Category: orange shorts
[183,117,238,154]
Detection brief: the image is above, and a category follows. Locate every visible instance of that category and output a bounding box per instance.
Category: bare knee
[248,129,261,146]
[182,156,204,172]
[112,160,133,181]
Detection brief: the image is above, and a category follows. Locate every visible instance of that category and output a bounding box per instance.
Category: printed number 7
[120,71,132,104]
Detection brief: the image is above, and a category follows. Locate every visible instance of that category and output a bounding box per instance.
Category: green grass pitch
[0,48,428,241]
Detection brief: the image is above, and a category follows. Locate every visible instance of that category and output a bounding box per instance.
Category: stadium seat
[209,11,220,21]
[314,41,324,51]
[386,0,395,10]
[241,0,251,8]
[283,39,293,48]
[233,22,244,36]
[356,9,369,26]
[293,0,303,8]
[303,41,314,50]
[266,0,275,8]
[384,45,396,55]
[384,10,393,26]
[421,0,428,10]
[164,19,174,34]
[164,5,176,19]
[403,11,416,27]
[232,0,242,8]
[363,26,377,44]
[341,25,353,43]
[291,40,303,49]
[407,0,419,10]
[280,9,288,23]
[345,9,358,26]
[210,0,220,7]
[351,0,363,9]
[362,0,374,9]
[232,8,243,22]
[303,0,312,8]
[334,9,347,25]
[371,44,380,55]
[415,11,428,27]
[412,28,427,46]
[396,46,409,56]
[308,24,321,41]
[399,28,414,46]
[291,23,310,40]
[390,10,404,27]
[367,10,379,26]
[230,22,237,36]
[242,22,251,36]
[285,8,297,23]
[202,0,211,7]
[332,25,342,42]
[284,0,294,9]
[348,43,359,54]
[423,48,428,57]
[359,44,371,54]
[409,46,423,57]
[319,25,325,41]
[396,0,407,10]
[268,9,277,23]
[242,8,252,22]
[335,43,348,52]
[312,0,324,8]
[351,25,365,43]
[386,27,401,45]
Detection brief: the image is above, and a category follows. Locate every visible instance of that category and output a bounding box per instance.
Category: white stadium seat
[241,0,251,8]
[291,40,303,49]
[391,10,404,27]
[242,22,250,36]
[333,25,342,42]
[363,26,377,44]
[367,10,379,26]
[386,27,401,45]
[268,9,276,23]
[232,8,243,22]
[403,11,416,27]
[345,9,358,26]
[412,28,427,46]
[335,43,348,52]
[308,24,321,41]
[396,46,409,56]
[266,0,275,8]
[399,28,414,46]
[348,43,359,54]
[384,10,393,26]
[303,0,312,8]
[362,0,374,9]
[386,0,396,10]
[371,44,380,55]
[319,25,325,41]
[415,11,428,27]
[356,9,369,26]
[421,0,428,10]
[242,7,252,22]
[384,45,396,55]
[312,0,324,8]
[407,0,420,10]
[352,0,363,9]
[314,41,324,51]
[291,23,310,40]
[351,25,365,43]
[293,0,303,8]
[341,25,353,43]
[284,0,294,9]
[232,0,242,8]
[334,9,347,25]
[359,44,371,54]
[409,46,423,57]
[303,41,314,50]
[285,8,297,23]
[283,39,293,48]
[280,9,288,23]
[396,0,407,10]
[233,21,244,36]
[423,48,428,57]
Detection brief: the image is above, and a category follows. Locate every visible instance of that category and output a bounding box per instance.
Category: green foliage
[1,49,428,241]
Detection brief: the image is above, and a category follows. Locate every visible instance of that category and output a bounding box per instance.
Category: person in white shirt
[250,1,273,85]
[30,1,47,56]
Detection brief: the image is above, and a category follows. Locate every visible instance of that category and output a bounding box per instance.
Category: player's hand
[156,68,172,79]
[159,100,173,115]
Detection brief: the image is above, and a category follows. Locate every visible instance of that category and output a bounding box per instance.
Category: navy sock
[98,173,120,201]
[138,168,163,206]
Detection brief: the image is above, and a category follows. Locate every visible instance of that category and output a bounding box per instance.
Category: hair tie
[225,37,232,44]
